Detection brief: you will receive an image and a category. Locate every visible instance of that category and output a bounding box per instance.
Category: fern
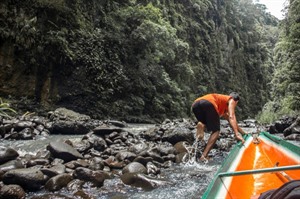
[0,98,17,118]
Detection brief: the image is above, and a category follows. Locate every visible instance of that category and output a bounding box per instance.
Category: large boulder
[0,147,19,164]
[268,116,296,134]
[283,116,300,137]
[122,162,147,174]
[0,184,26,199]
[0,160,24,172]
[120,173,171,190]
[73,167,110,187]
[47,141,83,162]
[162,126,194,145]
[45,173,73,191]
[2,168,45,191]
[48,108,91,121]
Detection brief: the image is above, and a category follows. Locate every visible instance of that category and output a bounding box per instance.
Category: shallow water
[1,124,222,198]
[69,162,219,199]
[2,124,299,199]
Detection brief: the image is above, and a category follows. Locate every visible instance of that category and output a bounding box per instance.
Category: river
[1,123,220,198]
[1,124,299,199]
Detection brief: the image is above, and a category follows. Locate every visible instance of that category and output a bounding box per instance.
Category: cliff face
[0,39,38,100]
[0,0,278,121]
[0,0,95,114]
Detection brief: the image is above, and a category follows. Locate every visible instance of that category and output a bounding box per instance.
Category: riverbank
[0,108,299,198]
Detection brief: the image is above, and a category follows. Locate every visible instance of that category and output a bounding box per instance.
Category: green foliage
[256,97,299,124]
[0,0,283,121]
[0,98,16,118]
[36,0,65,10]
[259,0,300,122]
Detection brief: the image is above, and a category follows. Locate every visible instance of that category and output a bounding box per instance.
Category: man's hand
[235,134,245,144]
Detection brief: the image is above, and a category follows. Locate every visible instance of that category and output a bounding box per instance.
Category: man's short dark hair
[229,92,240,101]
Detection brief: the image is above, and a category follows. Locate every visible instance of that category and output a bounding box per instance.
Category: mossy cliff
[0,0,279,121]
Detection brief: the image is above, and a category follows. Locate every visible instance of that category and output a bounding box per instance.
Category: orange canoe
[202,132,300,199]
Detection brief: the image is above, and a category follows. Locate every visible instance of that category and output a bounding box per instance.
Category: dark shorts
[192,99,220,132]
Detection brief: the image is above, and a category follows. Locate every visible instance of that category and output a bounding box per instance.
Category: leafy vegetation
[257,0,300,123]
[0,98,16,118]
[0,0,291,122]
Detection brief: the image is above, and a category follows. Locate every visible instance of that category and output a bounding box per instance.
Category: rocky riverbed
[0,108,299,199]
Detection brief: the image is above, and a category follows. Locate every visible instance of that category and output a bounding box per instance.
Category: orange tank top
[194,94,231,116]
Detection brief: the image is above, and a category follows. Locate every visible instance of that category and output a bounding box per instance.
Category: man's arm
[238,126,247,135]
[227,99,245,143]
[224,113,247,135]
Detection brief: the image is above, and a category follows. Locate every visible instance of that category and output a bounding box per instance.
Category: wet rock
[0,147,19,164]
[13,121,34,131]
[93,125,123,136]
[118,131,132,141]
[162,126,194,145]
[116,151,137,162]
[2,168,45,191]
[50,120,91,135]
[93,137,108,152]
[0,184,26,199]
[0,170,3,179]
[241,119,257,127]
[104,159,126,169]
[82,133,108,152]
[141,127,161,141]
[47,141,83,162]
[106,120,127,128]
[216,138,233,151]
[41,164,66,178]
[157,142,177,156]
[0,160,25,172]
[73,167,110,187]
[283,116,300,137]
[88,157,105,170]
[174,141,189,153]
[133,156,153,166]
[175,152,187,163]
[19,128,34,139]
[73,190,95,199]
[45,173,73,191]
[285,134,300,141]
[106,131,119,140]
[146,162,160,175]
[122,162,147,174]
[73,140,93,154]
[120,173,171,190]
[48,108,91,121]
[36,124,45,132]
[26,158,49,167]
[147,151,164,163]
[162,154,176,162]
[67,179,85,192]
[65,159,89,170]
[30,193,74,199]
[0,115,51,140]
[268,116,296,134]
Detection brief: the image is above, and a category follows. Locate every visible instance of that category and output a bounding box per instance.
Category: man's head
[229,92,240,101]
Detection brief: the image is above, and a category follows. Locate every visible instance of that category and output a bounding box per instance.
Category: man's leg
[200,131,220,160]
[196,121,205,140]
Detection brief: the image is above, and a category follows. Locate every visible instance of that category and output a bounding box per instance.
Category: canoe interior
[202,132,300,199]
